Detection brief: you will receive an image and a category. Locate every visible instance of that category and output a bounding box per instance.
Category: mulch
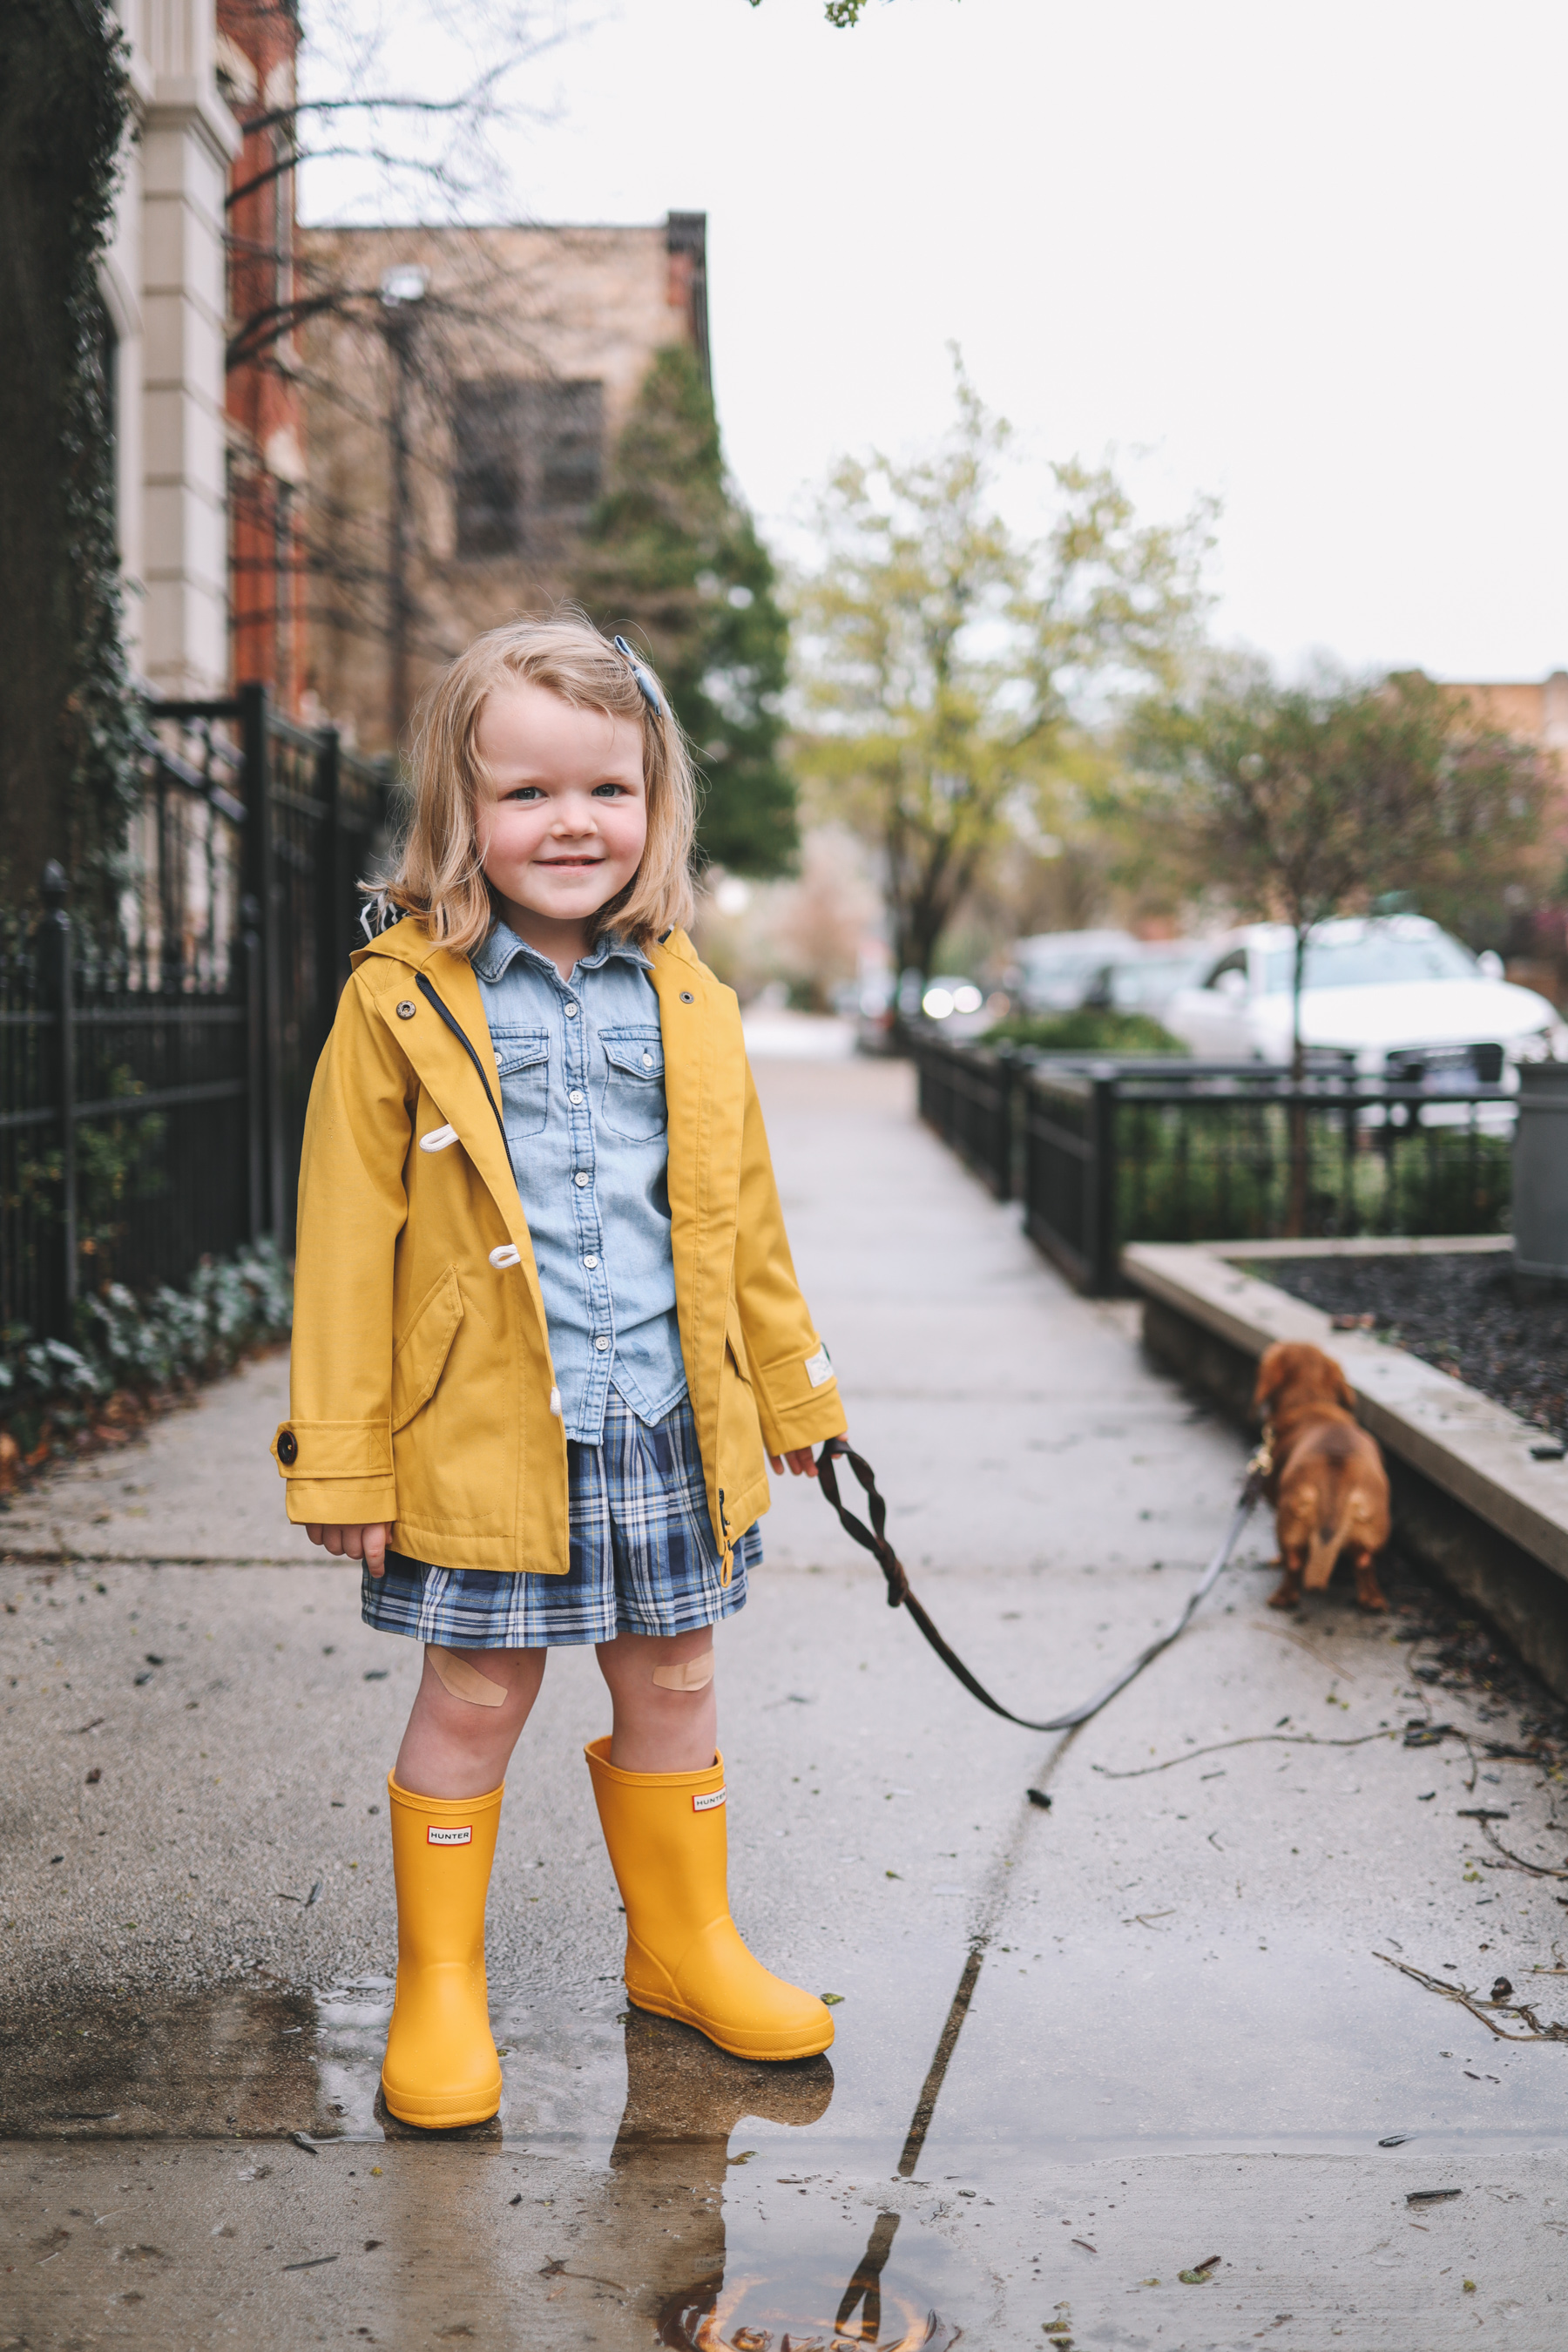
[1256,1251,1568,1440]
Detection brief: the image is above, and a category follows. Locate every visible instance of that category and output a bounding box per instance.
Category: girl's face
[474,680,648,937]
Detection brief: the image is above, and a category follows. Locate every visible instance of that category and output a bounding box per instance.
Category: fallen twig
[1094,1730,1395,1779]
[1477,1818,1568,1881]
[1373,1952,1568,2043]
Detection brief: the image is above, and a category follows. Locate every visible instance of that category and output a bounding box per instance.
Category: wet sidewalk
[4,1057,1568,2349]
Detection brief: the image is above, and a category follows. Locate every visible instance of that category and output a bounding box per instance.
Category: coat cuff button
[277,1429,299,1467]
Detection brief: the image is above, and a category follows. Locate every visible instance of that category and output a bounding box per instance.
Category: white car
[1164,916,1564,1081]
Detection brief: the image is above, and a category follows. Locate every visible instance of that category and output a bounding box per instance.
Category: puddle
[0,1982,325,2139]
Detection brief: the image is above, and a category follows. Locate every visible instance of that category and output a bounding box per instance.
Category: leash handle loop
[817,1436,909,1607]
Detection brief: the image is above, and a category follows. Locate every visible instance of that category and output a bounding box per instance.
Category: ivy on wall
[0,0,140,913]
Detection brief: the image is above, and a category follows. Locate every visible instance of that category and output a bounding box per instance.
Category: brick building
[216,0,308,713]
[296,214,712,752]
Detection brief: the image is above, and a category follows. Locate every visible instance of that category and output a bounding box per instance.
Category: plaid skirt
[361,1386,758,1648]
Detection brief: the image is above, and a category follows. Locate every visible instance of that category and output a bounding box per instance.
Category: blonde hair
[374,612,697,955]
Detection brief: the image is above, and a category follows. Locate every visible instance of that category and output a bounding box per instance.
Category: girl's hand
[768,1445,830,1480]
[305,1522,391,1577]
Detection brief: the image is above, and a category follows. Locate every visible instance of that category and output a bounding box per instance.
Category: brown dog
[1254,1341,1391,1612]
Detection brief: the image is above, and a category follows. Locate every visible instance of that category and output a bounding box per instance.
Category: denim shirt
[470,922,687,1443]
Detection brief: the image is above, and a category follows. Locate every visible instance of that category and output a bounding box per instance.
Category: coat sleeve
[272,973,412,1525]
[731,1059,848,1458]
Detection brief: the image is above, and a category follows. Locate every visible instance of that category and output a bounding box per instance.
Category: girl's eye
[503,786,544,802]
[591,781,629,798]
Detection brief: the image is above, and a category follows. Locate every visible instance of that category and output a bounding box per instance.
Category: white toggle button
[419,1124,459,1153]
[594,1335,609,1353]
[489,1243,522,1268]
[574,1170,590,1186]
[549,1386,562,1416]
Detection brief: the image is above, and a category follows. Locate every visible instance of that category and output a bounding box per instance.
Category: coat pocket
[491,1026,550,1140]
[391,1266,465,1432]
[599,1026,667,1141]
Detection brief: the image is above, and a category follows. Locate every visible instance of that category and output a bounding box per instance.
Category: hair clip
[613,634,663,718]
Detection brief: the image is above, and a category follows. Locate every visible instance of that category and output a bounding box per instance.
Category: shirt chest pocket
[599,1027,667,1142]
[492,1028,550,1140]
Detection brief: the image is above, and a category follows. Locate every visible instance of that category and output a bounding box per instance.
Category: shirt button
[583,1254,599,1269]
[642,1052,653,1066]
[594,1335,609,1353]
[570,1089,584,1105]
[574,1170,590,1187]
[564,1002,578,1018]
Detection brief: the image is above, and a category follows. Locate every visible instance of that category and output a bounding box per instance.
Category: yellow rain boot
[382,1771,504,2128]
[585,1737,833,2063]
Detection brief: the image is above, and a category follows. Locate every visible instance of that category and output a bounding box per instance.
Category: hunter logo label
[427,1824,473,1846]
[693,1788,727,1814]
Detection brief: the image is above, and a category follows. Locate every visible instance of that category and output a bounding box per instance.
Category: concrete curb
[1122,1236,1568,1701]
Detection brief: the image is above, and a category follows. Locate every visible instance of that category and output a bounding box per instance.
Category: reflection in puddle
[0,1977,975,2342]
[661,2261,960,2352]
[660,2205,963,2352]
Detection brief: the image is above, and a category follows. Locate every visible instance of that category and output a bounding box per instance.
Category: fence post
[239,682,284,1240]
[1088,1068,1119,1294]
[993,1046,1016,1202]
[240,893,266,1247]
[317,723,346,1000]
[38,862,78,1323]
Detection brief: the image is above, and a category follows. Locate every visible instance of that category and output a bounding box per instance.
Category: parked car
[1083,940,1218,1020]
[1010,929,1139,1013]
[1163,916,1564,1079]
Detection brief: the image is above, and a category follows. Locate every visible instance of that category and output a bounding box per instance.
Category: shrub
[0,1240,292,1461]
[984,1008,1186,1055]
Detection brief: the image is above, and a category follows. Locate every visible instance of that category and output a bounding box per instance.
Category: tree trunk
[1285,924,1309,1238]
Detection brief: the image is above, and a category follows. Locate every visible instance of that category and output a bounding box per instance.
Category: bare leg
[596,1628,718,1773]
[394,1646,549,1799]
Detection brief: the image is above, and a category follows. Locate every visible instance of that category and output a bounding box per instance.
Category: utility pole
[380,265,427,747]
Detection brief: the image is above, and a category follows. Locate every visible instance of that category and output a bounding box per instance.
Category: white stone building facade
[104,1,240,697]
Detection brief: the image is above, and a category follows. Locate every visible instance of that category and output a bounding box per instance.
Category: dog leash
[814,1436,1267,1736]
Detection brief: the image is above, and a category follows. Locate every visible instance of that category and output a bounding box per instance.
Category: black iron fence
[0,688,395,1346]
[914,1036,1514,1294]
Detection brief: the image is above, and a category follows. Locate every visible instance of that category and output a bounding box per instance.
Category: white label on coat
[803,1345,834,1389]
[693,1788,727,1813]
[427,1824,473,1846]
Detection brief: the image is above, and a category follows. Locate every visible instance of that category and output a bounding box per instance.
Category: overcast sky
[306,0,1568,684]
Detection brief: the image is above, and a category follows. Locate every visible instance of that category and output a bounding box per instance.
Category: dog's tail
[1303,1484,1358,1592]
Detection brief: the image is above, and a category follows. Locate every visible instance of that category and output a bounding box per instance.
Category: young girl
[273,617,847,2130]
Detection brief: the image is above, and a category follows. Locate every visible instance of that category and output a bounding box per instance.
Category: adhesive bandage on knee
[427,1644,508,1707]
[652,1650,714,1693]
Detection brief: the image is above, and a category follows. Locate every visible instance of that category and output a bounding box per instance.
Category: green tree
[792,362,1213,979]
[0,0,139,910]
[1125,659,1550,1229]
[578,344,797,879]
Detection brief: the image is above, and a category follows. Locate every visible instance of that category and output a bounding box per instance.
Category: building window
[451,377,604,558]
[537,381,604,516]
[453,380,526,558]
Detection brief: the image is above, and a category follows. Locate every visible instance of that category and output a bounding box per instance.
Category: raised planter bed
[1121,1234,1568,1702]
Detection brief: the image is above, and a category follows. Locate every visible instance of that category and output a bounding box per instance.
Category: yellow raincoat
[272,918,846,1575]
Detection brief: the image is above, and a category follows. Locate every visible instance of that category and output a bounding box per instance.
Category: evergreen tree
[579,344,797,878]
